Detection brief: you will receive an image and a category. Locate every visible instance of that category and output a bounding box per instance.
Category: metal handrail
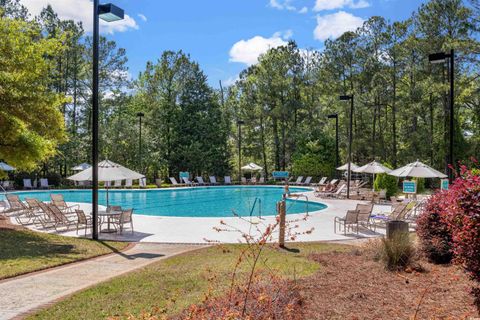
[286,194,309,216]
[249,197,262,218]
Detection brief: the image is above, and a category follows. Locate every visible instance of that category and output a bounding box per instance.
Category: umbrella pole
[106,185,109,209]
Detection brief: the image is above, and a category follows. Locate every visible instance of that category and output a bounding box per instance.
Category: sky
[20,0,428,87]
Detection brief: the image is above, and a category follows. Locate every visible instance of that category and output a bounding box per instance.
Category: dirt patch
[300,250,478,319]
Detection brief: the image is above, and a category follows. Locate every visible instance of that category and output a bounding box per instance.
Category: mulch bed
[300,249,478,319]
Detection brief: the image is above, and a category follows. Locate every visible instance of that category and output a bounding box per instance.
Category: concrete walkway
[0,243,203,320]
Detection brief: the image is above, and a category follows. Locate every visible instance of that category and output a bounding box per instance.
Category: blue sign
[179,171,189,179]
[272,171,289,179]
[441,179,449,191]
[403,181,417,194]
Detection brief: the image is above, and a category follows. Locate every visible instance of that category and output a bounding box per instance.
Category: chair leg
[131,221,134,234]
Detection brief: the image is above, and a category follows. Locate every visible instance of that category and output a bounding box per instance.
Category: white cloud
[229,31,291,65]
[314,11,364,41]
[20,0,138,34]
[269,0,296,11]
[298,6,308,14]
[138,13,147,22]
[313,0,370,11]
[223,76,239,87]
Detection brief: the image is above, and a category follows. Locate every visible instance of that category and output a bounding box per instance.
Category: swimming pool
[7,186,327,218]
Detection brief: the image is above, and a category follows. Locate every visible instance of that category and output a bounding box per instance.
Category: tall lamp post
[92,1,124,240]
[429,49,455,182]
[237,120,245,183]
[137,112,144,172]
[339,95,354,199]
[327,113,339,173]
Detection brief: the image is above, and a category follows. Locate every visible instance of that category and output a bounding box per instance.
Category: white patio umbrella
[354,160,392,189]
[388,160,447,178]
[68,160,144,206]
[0,162,16,171]
[71,163,91,171]
[336,162,359,171]
[241,163,263,171]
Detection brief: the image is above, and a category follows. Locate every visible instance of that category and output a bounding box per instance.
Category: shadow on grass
[0,229,77,260]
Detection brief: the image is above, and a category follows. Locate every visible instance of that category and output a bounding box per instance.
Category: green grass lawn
[29,242,350,320]
[0,229,129,280]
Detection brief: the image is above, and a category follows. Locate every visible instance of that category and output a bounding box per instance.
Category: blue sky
[22,0,428,87]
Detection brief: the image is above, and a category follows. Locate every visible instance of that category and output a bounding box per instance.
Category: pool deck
[13,187,388,243]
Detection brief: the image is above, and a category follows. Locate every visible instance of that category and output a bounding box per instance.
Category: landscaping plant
[379,232,417,271]
[416,191,453,264]
[374,172,398,198]
[417,164,480,312]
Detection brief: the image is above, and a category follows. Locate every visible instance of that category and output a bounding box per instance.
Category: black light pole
[339,95,354,199]
[137,112,144,172]
[327,114,339,171]
[237,120,245,183]
[429,49,455,182]
[92,2,124,240]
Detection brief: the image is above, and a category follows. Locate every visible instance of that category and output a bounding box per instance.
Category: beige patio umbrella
[336,162,359,171]
[354,160,392,189]
[71,163,91,171]
[68,160,144,206]
[0,162,15,171]
[388,160,447,178]
[241,163,263,171]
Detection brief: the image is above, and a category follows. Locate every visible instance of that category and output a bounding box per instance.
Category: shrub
[442,167,480,296]
[416,191,453,264]
[379,232,416,271]
[374,173,398,198]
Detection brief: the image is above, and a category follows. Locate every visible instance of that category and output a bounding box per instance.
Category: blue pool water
[6,186,327,218]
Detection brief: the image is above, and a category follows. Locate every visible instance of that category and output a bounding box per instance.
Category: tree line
[1,0,479,183]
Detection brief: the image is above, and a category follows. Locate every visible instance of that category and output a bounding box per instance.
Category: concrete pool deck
[15,188,389,243]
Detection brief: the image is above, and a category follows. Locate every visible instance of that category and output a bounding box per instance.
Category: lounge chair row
[169,176,234,186]
[334,199,422,235]
[1,194,133,235]
[22,178,53,190]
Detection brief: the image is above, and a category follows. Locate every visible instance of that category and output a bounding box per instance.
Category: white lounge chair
[169,177,184,187]
[182,177,197,186]
[40,178,51,189]
[299,176,312,185]
[241,177,247,184]
[23,179,34,190]
[209,176,218,185]
[224,176,232,185]
[125,179,133,188]
[316,177,327,186]
[104,181,111,188]
[292,176,304,185]
[196,176,207,185]
[258,177,265,184]
[113,180,122,188]
[139,178,147,188]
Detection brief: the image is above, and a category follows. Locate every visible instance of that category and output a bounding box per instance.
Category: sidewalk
[0,243,203,320]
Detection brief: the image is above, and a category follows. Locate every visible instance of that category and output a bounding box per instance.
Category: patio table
[98,210,121,233]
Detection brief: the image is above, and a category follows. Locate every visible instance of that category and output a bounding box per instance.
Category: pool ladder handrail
[286,194,309,216]
[249,197,262,218]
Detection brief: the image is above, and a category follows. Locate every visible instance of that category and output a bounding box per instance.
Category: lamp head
[237,120,245,125]
[327,114,338,119]
[339,95,352,101]
[429,52,448,64]
[137,112,144,117]
[98,3,124,22]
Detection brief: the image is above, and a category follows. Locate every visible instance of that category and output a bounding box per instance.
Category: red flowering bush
[418,164,480,312]
[416,191,453,264]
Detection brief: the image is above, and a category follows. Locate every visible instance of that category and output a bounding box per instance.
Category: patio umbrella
[241,163,263,171]
[72,163,91,171]
[388,160,447,178]
[354,160,392,189]
[68,160,144,206]
[336,162,359,171]
[0,162,15,171]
